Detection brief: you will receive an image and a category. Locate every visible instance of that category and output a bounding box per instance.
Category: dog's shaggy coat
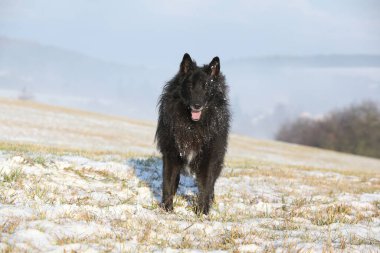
[156,53,230,214]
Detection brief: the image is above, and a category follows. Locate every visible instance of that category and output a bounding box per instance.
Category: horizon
[1,1,380,139]
[4,35,380,67]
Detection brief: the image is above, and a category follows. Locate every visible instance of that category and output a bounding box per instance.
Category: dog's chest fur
[174,119,211,155]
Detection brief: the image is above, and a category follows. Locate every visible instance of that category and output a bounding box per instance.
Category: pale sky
[1,0,379,67]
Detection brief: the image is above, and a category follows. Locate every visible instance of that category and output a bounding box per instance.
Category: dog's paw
[160,202,173,212]
[195,203,210,215]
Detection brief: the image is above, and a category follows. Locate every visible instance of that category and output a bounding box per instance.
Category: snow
[1,100,380,252]
[238,243,260,252]
[0,152,379,252]
[10,229,53,250]
[360,193,380,202]
[1,99,380,173]
[0,99,156,154]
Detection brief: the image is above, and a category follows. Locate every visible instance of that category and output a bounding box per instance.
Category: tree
[276,101,380,158]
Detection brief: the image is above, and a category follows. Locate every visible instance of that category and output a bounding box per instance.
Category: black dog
[155,53,230,214]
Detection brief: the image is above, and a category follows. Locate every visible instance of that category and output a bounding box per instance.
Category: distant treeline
[276,101,380,159]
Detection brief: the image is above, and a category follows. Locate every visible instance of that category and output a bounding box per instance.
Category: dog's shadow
[128,157,198,204]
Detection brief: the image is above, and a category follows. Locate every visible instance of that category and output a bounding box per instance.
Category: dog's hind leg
[162,154,181,211]
[195,173,214,215]
[195,152,224,215]
[174,173,180,194]
[195,168,216,215]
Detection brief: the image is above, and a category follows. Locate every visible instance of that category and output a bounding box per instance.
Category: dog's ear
[180,53,193,74]
[208,56,220,77]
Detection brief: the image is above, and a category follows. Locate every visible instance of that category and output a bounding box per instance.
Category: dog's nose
[193,104,202,110]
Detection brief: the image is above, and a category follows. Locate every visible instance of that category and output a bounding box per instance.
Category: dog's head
[178,53,220,122]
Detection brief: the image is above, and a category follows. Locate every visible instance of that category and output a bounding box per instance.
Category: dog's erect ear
[180,53,193,74]
[208,56,220,77]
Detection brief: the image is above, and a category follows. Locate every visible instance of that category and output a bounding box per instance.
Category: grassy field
[0,98,379,252]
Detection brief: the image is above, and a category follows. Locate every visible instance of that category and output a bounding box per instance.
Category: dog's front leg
[195,150,224,215]
[162,154,181,211]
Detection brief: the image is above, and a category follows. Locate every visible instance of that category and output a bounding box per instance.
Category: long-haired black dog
[155,53,230,215]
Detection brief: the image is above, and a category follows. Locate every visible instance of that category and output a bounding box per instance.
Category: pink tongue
[191,111,202,121]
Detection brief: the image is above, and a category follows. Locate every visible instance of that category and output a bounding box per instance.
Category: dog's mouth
[191,109,202,121]
[190,106,204,121]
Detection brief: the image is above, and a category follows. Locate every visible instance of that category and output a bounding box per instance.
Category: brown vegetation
[276,101,380,158]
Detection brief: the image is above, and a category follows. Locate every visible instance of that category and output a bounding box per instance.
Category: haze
[1,0,380,138]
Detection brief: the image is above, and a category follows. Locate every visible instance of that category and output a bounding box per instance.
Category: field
[0,98,379,252]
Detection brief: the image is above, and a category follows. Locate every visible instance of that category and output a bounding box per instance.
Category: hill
[1,36,380,139]
[0,36,166,119]
[0,98,379,172]
[0,98,379,252]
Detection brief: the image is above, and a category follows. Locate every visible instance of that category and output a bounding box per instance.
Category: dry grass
[0,167,24,184]
[2,98,380,173]
[1,99,380,252]
[55,235,79,245]
[27,184,49,201]
[309,204,353,226]
[0,219,21,234]
[297,174,380,195]
[0,141,151,161]
[0,97,154,127]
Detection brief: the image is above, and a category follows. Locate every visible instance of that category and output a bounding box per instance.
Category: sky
[1,0,380,67]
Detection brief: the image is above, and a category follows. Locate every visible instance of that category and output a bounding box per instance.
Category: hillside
[1,98,379,172]
[0,36,165,120]
[1,36,380,138]
[0,98,379,252]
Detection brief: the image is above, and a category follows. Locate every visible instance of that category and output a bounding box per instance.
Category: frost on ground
[1,99,380,252]
[1,98,380,173]
[0,152,379,252]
